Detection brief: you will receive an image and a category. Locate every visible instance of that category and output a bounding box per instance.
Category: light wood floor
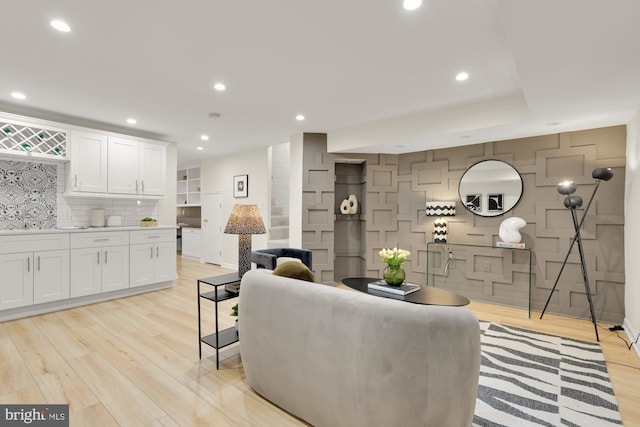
[1,257,638,426]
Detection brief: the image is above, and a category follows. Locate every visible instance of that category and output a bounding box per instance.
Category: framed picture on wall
[466,194,481,212]
[234,174,248,198]
[487,193,504,212]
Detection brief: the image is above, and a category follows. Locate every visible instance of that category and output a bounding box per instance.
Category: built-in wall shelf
[334,162,366,281]
[177,167,200,206]
[335,213,366,221]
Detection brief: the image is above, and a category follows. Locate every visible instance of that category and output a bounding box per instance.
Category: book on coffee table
[367,280,420,296]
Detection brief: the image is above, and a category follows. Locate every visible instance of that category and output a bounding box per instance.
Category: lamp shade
[224,204,266,235]
[425,201,456,217]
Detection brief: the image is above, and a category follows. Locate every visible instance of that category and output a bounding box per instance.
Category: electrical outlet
[447,249,456,269]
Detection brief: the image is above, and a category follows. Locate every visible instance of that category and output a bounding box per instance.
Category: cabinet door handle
[74,174,78,189]
[150,247,153,258]
[27,256,30,273]
[104,250,108,264]
[156,246,159,258]
[97,251,100,264]
[142,180,145,193]
[37,256,40,272]
[136,179,139,193]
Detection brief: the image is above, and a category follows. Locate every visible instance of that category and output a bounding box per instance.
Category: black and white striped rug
[474,321,623,426]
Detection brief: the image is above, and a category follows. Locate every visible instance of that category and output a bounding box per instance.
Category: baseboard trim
[0,282,172,322]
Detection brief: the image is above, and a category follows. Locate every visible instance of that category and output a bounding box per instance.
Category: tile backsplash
[0,159,158,229]
[0,159,57,230]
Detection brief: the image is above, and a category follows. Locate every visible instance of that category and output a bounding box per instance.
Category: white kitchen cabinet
[0,234,70,310]
[0,252,33,310]
[66,131,108,193]
[181,228,202,259]
[139,142,166,196]
[33,250,70,304]
[70,231,130,297]
[130,229,176,288]
[108,137,166,196]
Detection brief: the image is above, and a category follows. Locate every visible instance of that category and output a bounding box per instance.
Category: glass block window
[0,121,67,157]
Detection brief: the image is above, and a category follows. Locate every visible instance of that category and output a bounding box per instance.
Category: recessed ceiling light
[403,0,422,11]
[197,146,204,151]
[200,135,209,141]
[11,92,26,100]
[296,114,305,121]
[455,72,469,81]
[213,83,226,91]
[126,118,137,125]
[50,19,71,32]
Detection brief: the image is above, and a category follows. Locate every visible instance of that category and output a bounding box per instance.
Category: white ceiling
[1,0,639,168]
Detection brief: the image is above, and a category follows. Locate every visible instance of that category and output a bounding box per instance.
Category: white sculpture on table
[499,217,526,243]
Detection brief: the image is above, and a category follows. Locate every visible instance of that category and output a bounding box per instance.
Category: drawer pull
[94,238,109,242]
[148,235,160,239]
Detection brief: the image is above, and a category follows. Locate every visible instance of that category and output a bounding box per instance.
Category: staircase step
[271,215,289,227]
[270,226,289,240]
[267,239,290,249]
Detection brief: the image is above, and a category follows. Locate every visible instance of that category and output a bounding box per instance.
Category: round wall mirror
[458,160,523,217]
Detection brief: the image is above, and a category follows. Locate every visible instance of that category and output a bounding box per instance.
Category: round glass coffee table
[341,277,469,306]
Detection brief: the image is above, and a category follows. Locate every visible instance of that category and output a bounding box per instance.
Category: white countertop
[0,225,177,236]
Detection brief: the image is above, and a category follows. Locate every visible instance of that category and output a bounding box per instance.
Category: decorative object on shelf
[224,204,266,277]
[498,217,526,243]
[139,217,157,227]
[379,247,410,286]
[233,174,248,198]
[540,167,614,342]
[339,194,359,214]
[426,201,456,243]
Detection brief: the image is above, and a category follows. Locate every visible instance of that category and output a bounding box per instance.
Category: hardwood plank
[22,347,98,412]
[124,364,236,427]
[70,403,120,427]
[0,336,39,395]
[69,352,166,426]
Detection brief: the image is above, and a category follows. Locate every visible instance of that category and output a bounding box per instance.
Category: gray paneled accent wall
[301,126,626,323]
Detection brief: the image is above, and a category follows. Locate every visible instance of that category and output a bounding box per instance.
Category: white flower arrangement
[379,247,411,268]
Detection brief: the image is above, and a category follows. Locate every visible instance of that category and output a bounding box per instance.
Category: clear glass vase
[383,265,405,286]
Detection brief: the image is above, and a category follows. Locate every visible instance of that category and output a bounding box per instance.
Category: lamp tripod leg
[540,240,575,319]
[570,208,600,342]
[540,180,602,320]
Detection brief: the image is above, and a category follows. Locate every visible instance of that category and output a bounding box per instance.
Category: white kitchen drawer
[130,229,175,244]
[70,231,130,249]
[0,233,69,254]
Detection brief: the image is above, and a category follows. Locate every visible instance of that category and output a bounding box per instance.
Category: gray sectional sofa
[238,270,481,427]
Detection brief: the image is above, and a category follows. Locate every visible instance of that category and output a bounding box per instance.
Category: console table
[197,273,241,369]
[426,242,533,317]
